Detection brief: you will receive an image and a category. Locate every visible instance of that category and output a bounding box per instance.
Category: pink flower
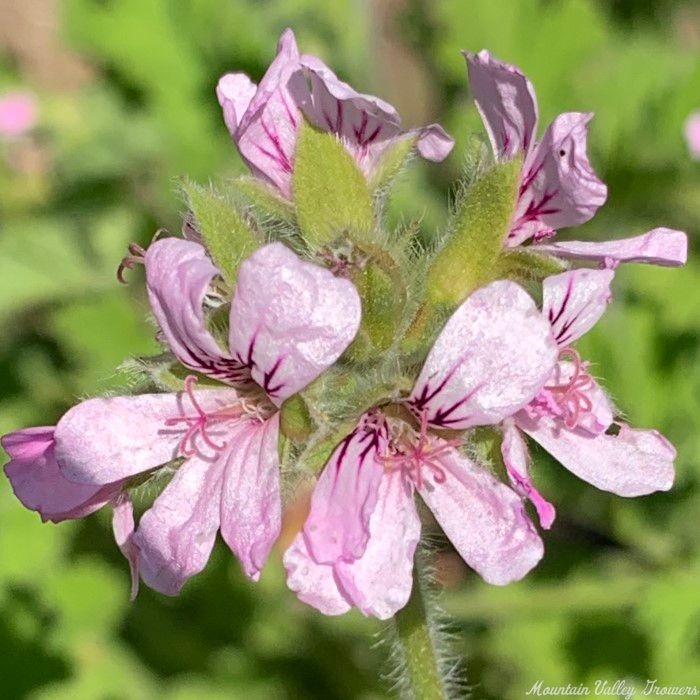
[465,51,687,268]
[285,281,559,619]
[501,269,676,529]
[684,111,700,160]
[3,239,361,596]
[0,91,38,139]
[216,29,454,198]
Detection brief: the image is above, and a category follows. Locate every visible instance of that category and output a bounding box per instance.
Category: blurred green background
[0,0,698,698]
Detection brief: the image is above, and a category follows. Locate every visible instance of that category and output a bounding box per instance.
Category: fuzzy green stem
[392,551,448,700]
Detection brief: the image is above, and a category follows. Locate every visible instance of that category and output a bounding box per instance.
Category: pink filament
[546,348,594,429]
[382,410,461,489]
[117,243,147,284]
[164,375,244,457]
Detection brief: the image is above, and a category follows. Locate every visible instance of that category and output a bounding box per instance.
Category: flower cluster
[3,30,687,620]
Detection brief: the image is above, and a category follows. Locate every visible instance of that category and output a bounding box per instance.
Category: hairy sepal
[494,248,567,285]
[181,179,258,285]
[426,158,521,306]
[293,120,376,248]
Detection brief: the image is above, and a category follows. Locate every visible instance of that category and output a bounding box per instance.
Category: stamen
[545,348,595,429]
[117,243,147,284]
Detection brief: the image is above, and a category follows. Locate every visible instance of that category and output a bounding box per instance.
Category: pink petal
[145,238,249,385]
[410,281,558,429]
[335,471,420,620]
[112,494,139,600]
[414,123,455,162]
[229,242,361,405]
[464,50,538,160]
[684,110,700,160]
[2,426,120,522]
[530,227,688,267]
[283,534,352,616]
[216,73,258,134]
[231,29,301,198]
[419,446,544,584]
[542,268,613,346]
[219,414,281,581]
[133,455,223,595]
[303,414,389,564]
[515,112,607,238]
[54,389,239,484]
[0,91,38,138]
[501,420,555,529]
[519,418,675,496]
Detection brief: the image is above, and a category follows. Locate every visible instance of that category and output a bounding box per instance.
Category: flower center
[164,375,268,458]
[381,410,461,489]
[542,348,594,429]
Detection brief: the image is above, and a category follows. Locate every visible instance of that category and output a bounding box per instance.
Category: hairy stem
[392,548,449,700]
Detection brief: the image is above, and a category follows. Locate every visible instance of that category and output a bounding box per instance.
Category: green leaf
[426,158,521,306]
[182,179,258,285]
[293,121,375,247]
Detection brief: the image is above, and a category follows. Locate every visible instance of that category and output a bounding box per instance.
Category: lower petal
[419,447,543,585]
[133,456,223,595]
[112,495,139,600]
[519,418,675,496]
[335,471,420,620]
[219,414,282,581]
[283,534,352,616]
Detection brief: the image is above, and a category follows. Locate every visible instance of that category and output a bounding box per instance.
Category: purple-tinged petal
[216,73,257,134]
[464,49,538,160]
[513,112,606,241]
[113,494,139,600]
[283,534,352,616]
[133,455,223,595]
[2,426,121,522]
[419,445,543,584]
[220,414,281,581]
[335,471,420,620]
[145,238,249,386]
[543,269,613,346]
[530,228,688,267]
[302,414,389,564]
[54,389,239,485]
[518,417,675,496]
[229,242,361,405]
[684,110,700,160]
[414,123,455,162]
[409,281,558,429]
[501,420,555,529]
[230,29,301,198]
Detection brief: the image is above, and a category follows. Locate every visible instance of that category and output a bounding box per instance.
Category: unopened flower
[465,51,687,268]
[285,281,559,619]
[501,268,675,527]
[4,239,361,596]
[217,29,454,198]
[0,91,37,139]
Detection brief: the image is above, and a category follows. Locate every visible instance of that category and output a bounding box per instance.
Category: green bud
[368,134,415,193]
[234,176,295,223]
[493,248,567,285]
[280,394,314,442]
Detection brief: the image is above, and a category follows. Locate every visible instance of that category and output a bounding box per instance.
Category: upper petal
[216,73,258,134]
[464,49,538,160]
[542,268,613,346]
[518,418,675,496]
[2,426,120,522]
[515,112,607,237]
[302,414,389,564]
[133,454,223,595]
[229,242,361,405]
[54,389,239,485]
[530,228,688,267]
[419,445,544,584]
[219,414,281,580]
[145,238,248,385]
[409,281,558,429]
[233,29,301,197]
[334,470,420,620]
[501,420,555,529]
[414,123,455,162]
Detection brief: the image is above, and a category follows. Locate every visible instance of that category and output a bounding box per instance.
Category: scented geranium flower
[285,281,559,619]
[501,269,676,529]
[216,29,454,198]
[465,51,687,268]
[3,239,361,596]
